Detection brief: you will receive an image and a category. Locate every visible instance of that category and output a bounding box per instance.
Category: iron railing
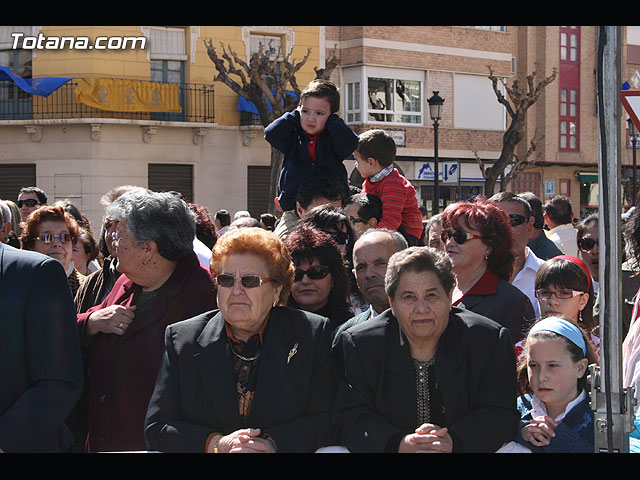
[0,79,215,123]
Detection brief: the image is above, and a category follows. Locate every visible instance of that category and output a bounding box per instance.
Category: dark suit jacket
[332,307,519,453]
[76,252,216,452]
[0,243,83,452]
[456,276,535,342]
[144,306,334,453]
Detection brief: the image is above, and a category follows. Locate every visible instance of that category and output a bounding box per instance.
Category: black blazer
[457,277,535,342]
[0,243,83,452]
[332,307,519,453]
[145,306,334,452]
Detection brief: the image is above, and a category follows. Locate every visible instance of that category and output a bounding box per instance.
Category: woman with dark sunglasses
[440,198,536,342]
[576,214,599,293]
[284,224,353,332]
[145,227,334,453]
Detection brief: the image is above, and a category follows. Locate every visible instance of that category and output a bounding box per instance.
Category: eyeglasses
[440,229,485,245]
[34,233,71,244]
[326,230,349,245]
[294,265,331,282]
[17,199,40,208]
[578,237,598,252]
[216,274,273,289]
[535,289,585,300]
[508,213,527,227]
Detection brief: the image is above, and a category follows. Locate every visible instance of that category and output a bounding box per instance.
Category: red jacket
[76,253,216,452]
[362,168,423,238]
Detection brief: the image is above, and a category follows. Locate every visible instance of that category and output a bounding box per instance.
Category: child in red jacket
[354,129,424,246]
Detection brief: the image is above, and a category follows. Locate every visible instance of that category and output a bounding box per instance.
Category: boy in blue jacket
[265,79,358,222]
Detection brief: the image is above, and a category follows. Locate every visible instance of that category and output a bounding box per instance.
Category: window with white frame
[344,67,423,125]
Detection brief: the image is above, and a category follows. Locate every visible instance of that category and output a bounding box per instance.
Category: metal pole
[433,118,440,215]
[592,25,634,453]
[633,120,638,205]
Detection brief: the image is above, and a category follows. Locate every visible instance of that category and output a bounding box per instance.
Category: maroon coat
[76,253,216,452]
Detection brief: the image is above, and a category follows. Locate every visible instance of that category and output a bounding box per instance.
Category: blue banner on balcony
[0,66,71,97]
[238,90,298,114]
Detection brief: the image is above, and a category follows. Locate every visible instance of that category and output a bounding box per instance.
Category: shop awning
[579,172,599,183]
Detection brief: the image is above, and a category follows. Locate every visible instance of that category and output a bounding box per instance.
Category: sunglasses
[440,229,485,245]
[535,289,585,300]
[35,233,72,244]
[349,216,366,225]
[326,230,349,245]
[294,265,331,282]
[508,213,527,227]
[578,237,598,252]
[17,199,40,208]
[216,274,273,289]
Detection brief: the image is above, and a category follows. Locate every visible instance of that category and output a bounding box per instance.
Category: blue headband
[528,317,587,356]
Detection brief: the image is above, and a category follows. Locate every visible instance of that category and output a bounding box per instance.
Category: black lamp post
[428,91,445,215]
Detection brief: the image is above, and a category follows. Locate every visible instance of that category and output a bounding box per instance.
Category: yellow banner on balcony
[75,78,181,113]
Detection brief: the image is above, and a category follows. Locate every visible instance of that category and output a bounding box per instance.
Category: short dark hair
[356,129,396,168]
[519,191,545,230]
[489,191,531,220]
[348,192,382,222]
[295,174,347,210]
[544,195,574,225]
[385,246,456,299]
[299,79,340,113]
[19,186,47,205]
[215,209,231,227]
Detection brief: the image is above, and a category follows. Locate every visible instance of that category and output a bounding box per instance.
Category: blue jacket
[264,110,358,211]
[514,393,594,453]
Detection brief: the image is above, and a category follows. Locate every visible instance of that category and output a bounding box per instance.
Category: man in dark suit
[332,228,407,345]
[0,242,83,452]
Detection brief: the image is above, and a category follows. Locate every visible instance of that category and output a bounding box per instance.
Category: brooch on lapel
[287,342,298,364]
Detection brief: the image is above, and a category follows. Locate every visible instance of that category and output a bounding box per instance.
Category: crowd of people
[1,78,640,454]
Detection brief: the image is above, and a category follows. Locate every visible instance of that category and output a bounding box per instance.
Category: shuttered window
[247,165,271,218]
[148,163,193,203]
[0,163,36,201]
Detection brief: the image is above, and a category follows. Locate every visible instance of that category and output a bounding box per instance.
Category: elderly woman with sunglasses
[75,188,216,452]
[284,224,353,332]
[144,227,334,453]
[20,203,86,297]
[440,198,535,342]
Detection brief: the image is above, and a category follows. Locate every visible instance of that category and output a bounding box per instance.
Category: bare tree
[477,65,557,196]
[204,39,340,214]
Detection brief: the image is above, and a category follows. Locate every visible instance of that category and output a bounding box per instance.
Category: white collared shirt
[512,247,545,318]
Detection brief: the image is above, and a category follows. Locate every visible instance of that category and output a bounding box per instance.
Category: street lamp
[428,91,445,215]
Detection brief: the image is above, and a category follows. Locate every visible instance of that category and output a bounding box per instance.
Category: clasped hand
[211,428,275,453]
[399,423,453,453]
[521,415,557,446]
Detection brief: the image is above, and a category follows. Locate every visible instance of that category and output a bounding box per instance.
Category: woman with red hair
[20,203,85,297]
[441,197,535,342]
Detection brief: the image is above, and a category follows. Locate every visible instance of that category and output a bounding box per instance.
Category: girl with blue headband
[497,316,596,453]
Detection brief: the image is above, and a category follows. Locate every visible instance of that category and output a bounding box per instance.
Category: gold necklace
[231,349,261,361]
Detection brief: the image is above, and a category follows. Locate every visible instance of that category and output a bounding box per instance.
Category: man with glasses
[490,192,545,317]
[343,192,382,239]
[17,186,47,220]
[332,228,408,345]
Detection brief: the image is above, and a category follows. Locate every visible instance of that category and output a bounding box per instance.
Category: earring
[273,298,279,308]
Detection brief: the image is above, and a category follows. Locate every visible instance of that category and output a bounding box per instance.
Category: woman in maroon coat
[76,189,216,452]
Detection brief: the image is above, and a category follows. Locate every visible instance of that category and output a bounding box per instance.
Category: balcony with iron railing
[0,79,215,123]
